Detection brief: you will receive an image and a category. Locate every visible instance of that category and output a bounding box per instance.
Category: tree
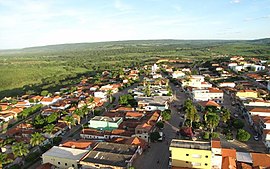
[236,129,251,142]
[30,132,45,148]
[46,113,58,124]
[221,108,231,123]
[156,121,164,129]
[144,82,151,97]
[43,124,56,135]
[107,89,113,103]
[233,119,245,129]
[11,142,29,158]
[0,153,13,168]
[205,113,220,133]
[150,132,160,142]
[184,100,200,127]
[63,116,75,129]
[74,109,84,124]
[161,109,171,121]
[40,90,49,96]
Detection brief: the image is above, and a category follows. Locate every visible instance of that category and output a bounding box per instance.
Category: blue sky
[0,0,269,49]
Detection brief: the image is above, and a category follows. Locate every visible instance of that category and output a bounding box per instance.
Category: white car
[234,113,239,117]
[254,135,259,141]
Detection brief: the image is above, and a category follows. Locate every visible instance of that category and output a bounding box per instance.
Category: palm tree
[43,124,56,135]
[0,153,13,168]
[206,113,220,133]
[87,96,95,116]
[184,100,200,127]
[107,89,113,103]
[30,132,45,148]
[11,142,29,158]
[63,116,75,129]
[221,108,231,123]
[74,109,84,124]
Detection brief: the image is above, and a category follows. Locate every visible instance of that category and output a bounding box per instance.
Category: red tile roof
[251,153,270,168]
[61,140,96,149]
[222,148,236,159]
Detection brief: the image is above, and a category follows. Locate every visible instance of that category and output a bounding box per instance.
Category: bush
[236,129,251,142]
[8,164,21,169]
[25,152,40,162]
[226,133,233,140]
[150,132,161,142]
[40,144,52,152]
[211,132,219,139]
[53,137,62,145]
[233,119,245,129]
[161,109,171,121]
[94,110,102,116]
[156,121,164,129]
[192,122,201,129]
[203,132,210,140]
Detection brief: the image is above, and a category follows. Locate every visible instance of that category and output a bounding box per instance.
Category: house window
[192,154,202,158]
[58,162,61,165]
[205,155,208,158]
[192,162,201,166]
[186,161,189,163]
[72,164,75,167]
[186,154,189,156]
[65,163,67,166]
[205,163,208,166]
[145,136,147,138]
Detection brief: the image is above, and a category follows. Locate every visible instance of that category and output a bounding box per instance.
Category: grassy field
[0,39,269,98]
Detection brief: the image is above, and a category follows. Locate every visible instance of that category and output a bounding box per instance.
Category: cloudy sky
[0,0,269,49]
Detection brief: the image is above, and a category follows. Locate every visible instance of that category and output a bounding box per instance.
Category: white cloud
[114,0,132,11]
[230,0,241,4]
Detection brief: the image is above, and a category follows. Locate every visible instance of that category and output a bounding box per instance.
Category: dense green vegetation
[0,39,269,98]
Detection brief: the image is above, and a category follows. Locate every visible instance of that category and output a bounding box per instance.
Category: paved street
[134,82,187,169]
[221,93,267,153]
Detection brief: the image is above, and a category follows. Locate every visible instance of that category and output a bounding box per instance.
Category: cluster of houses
[0,68,144,168]
[36,65,174,168]
[169,139,270,169]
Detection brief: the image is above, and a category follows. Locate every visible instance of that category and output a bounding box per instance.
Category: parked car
[234,113,239,117]
[254,135,259,141]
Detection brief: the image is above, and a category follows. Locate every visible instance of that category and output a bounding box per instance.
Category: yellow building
[236,90,258,99]
[169,139,212,169]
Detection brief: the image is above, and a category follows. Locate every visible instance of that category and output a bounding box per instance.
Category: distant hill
[1,38,268,54]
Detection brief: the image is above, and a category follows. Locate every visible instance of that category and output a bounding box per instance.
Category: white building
[191,88,224,103]
[172,71,185,79]
[218,82,236,88]
[42,146,89,169]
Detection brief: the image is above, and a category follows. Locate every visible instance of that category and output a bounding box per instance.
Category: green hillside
[0,39,269,98]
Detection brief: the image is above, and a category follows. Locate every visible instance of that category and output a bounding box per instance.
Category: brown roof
[61,140,96,149]
[125,112,144,118]
[209,88,223,93]
[222,148,236,159]
[125,136,147,149]
[36,163,53,169]
[136,123,152,131]
[251,153,270,168]
[222,156,236,169]
[250,108,270,113]
[211,139,221,148]
[116,106,134,112]
[199,100,221,108]
[41,97,54,102]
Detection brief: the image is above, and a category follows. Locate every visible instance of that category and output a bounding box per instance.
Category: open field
[0,39,269,98]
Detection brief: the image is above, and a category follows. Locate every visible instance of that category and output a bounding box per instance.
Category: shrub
[53,137,62,145]
[211,132,219,139]
[233,119,245,129]
[236,129,251,142]
[8,164,21,169]
[25,152,40,162]
[150,132,160,142]
[156,121,164,129]
[94,110,101,116]
[226,133,233,140]
[203,132,210,140]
